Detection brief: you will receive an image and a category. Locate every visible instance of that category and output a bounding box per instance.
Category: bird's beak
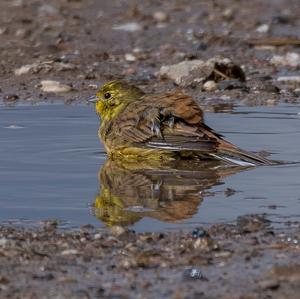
[88,95,98,103]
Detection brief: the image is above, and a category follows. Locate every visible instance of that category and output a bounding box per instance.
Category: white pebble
[153,11,168,22]
[40,80,72,93]
[61,249,78,255]
[202,80,218,91]
[256,24,270,33]
[113,22,142,32]
[125,53,136,62]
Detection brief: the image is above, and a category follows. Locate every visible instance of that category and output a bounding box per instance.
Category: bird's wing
[112,92,219,152]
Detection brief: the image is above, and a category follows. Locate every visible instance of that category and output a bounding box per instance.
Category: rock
[40,80,72,93]
[0,238,7,247]
[159,57,245,87]
[271,52,300,67]
[4,94,19,102]
[124,53,136,62]
[14,61,75,76]
[61,249,78,256]
[112,22,142,32]
[256,24,270,33]
[14,64,37,76]
[183,268,203,280]
[258,279,280,290]
[110,225,127,237]
[94,233,102,240]
[202,80,218,91]
[153,11,168,23]
[159,59,205,85]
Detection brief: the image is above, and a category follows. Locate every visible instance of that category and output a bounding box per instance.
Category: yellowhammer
[89,80,272,166]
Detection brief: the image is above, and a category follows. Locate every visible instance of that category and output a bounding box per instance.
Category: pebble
[258,279,280,290]
[153,11,168,23]
[4,94,19,101]
[14,63,37,76]
[124,53,136,62]
[271,52,300,67]
[183,268,203,280]
[61,249,78,256]
[112,22,142,32]
[0,238,8,247]
[94,233,102,240]
[256,24,270,33]
[40,80,72,93]
[110,225,127,237]
[202,80,218,91]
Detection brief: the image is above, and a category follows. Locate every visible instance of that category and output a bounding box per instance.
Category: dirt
[1,0,300,298]
[1,0,300,108]
[0,217,299,299]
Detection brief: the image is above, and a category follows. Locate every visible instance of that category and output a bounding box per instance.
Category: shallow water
[0,102,299,231]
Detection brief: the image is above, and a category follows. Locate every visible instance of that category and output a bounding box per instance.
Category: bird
[89,80,272,166]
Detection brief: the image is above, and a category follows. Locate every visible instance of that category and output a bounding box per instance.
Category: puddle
[0,102,299,232]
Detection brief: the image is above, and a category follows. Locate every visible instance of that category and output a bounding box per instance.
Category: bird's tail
[214,141,274,166]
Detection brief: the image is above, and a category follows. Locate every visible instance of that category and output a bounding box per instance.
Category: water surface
[0,102,299,231]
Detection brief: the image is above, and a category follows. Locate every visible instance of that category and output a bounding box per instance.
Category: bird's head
[89,80,144,121]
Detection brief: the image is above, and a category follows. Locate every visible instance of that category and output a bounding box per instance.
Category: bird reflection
[93,159,247,227]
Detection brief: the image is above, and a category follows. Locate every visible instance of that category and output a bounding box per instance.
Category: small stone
[202,80,218,91]
[256,24,270,33]
[271,52,300,67]
[125,53,136,62]
[110,225,127,236]
[14,63,37,76]
[153,11,168,23]
[183,268,203,280]
[88,84,98,89]
[4,94,19,102]
[61,249,78,256]
[40,80,72,93]
[258,279,280,290]
[113,22,142,32]
[0,238,7,247]
[94,233,102,240]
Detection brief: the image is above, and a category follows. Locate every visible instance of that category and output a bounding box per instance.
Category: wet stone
[183,268,203,280]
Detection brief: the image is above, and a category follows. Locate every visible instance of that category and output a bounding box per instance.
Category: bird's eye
[104,92,111,99]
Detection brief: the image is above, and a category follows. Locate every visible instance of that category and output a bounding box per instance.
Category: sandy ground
[1,0,300,298]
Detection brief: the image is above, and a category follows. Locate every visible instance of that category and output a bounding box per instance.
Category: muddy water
[0,102,299,231]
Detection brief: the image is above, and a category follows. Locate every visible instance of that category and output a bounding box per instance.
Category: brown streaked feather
[103,90,272,165]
